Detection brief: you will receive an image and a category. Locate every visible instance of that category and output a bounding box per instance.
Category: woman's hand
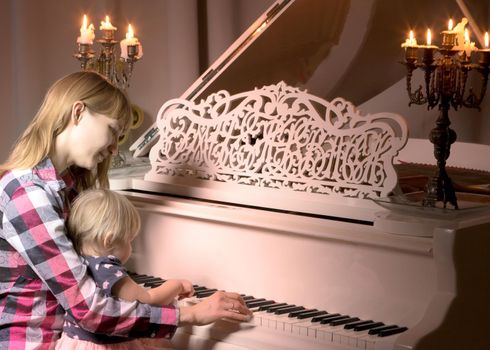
[179,291,253,326]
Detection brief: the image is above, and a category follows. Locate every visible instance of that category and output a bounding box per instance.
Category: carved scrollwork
[148,81,408,199]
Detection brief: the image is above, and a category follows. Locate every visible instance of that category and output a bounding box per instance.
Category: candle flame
[127,24,134,39]
[100,15,116,31]
[409,30,414,41]
[82,14,87,30]
[464,28,470,43]
[486,32,489,48]
[427,29,431,46]
[448,19,453,31]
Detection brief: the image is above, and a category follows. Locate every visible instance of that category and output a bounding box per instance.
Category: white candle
[77,14,95,44]
[100,15,117,31]
[462,28,476,57]
[401,30,417,48]
[448,19,453,31]
[485,32,489,48]
[120,24,143,59]
[125,24,138,45]
[426,29,432,46]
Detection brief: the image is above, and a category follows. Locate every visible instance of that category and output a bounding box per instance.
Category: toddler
[56,189,194,349]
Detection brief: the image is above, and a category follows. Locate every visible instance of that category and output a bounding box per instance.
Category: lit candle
[448,19,453,31]
[125,24,138,45]
[462,28,476,57]
[100,15,117,31]
[120,24,143,60]
[77,14,95,45]
[426,29,432,45]
[401,30,418,48]
[100,15,117,41]
[479,31,490,65]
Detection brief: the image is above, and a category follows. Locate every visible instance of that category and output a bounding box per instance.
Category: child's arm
[112,277,194,305]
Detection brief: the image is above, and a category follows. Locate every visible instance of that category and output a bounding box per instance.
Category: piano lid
[131,0,470,157]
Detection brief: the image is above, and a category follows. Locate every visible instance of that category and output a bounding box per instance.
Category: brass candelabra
[401,19,490,209]
[73,15,142,90]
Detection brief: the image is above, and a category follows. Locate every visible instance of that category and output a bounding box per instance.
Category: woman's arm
[1,182,177,338]
[112,278,194,305]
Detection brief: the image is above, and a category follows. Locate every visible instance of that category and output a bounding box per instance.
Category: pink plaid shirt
[0,158,178,349]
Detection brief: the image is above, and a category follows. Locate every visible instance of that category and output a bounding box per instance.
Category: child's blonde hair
[0,71,132,190]
[67,189,141,256]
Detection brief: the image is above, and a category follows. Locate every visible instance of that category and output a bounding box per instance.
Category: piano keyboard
[129,272,408,350]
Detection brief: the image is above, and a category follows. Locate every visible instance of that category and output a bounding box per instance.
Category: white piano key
[282,316,312,332]
[251,310,268,326]
[291,320,315,336]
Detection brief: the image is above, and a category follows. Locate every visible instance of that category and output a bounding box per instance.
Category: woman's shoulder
[0,159,65,198]
[0,167,36,199]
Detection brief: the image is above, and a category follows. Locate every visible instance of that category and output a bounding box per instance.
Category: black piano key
[354,321,384,332]
[136,276,161,282]
[193,286,208,292]
[330,317,360,326]
[320,315,350,325]
[245,298,265,307]
[378,326,408,337]
[131,275,166,287]
[368,325,399,335]
[247,300,276,309]
[297,310,328,320]
[195,289,218,298]
[266,303,292,313]
[288,308,317,318]
[144,278,165,285]
[131,275,150,283]
[259,303,288,312]
[142,277,164,283]
[274,306,304,315]
[344,319,373,330]
[311,313,340,323]
[145,280,166,288]
[242,295,256,301]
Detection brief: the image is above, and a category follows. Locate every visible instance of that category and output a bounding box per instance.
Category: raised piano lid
[131,0,380,157]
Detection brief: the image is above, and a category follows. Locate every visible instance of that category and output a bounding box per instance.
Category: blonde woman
[57,189,194,349]
[0,71,251,350]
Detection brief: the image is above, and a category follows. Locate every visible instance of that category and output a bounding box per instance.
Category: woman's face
[70,108,122,170]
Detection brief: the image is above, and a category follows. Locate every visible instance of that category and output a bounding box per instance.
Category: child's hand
[177,279,194,299]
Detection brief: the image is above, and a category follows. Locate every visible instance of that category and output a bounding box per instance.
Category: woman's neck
[50,133,72,173]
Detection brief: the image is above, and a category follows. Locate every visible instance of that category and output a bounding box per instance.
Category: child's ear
[102,233,114,250]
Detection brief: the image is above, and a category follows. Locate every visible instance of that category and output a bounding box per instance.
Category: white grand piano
[110,1,490,349]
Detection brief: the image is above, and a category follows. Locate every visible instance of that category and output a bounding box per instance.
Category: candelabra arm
[405,63,427,105]
[462,65,490,109]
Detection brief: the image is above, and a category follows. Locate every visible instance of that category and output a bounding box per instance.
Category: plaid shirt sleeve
[2,180,178,338]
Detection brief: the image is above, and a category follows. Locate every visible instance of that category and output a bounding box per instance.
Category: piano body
[111,1,490,349]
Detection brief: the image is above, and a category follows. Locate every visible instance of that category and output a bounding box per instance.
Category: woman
[0,71,251,350]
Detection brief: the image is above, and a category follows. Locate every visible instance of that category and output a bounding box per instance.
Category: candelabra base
[422,172,458,209]
[111,151,127,169]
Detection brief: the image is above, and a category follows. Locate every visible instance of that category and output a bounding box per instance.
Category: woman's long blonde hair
[0,71,132,190]
[67,189,141,255]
